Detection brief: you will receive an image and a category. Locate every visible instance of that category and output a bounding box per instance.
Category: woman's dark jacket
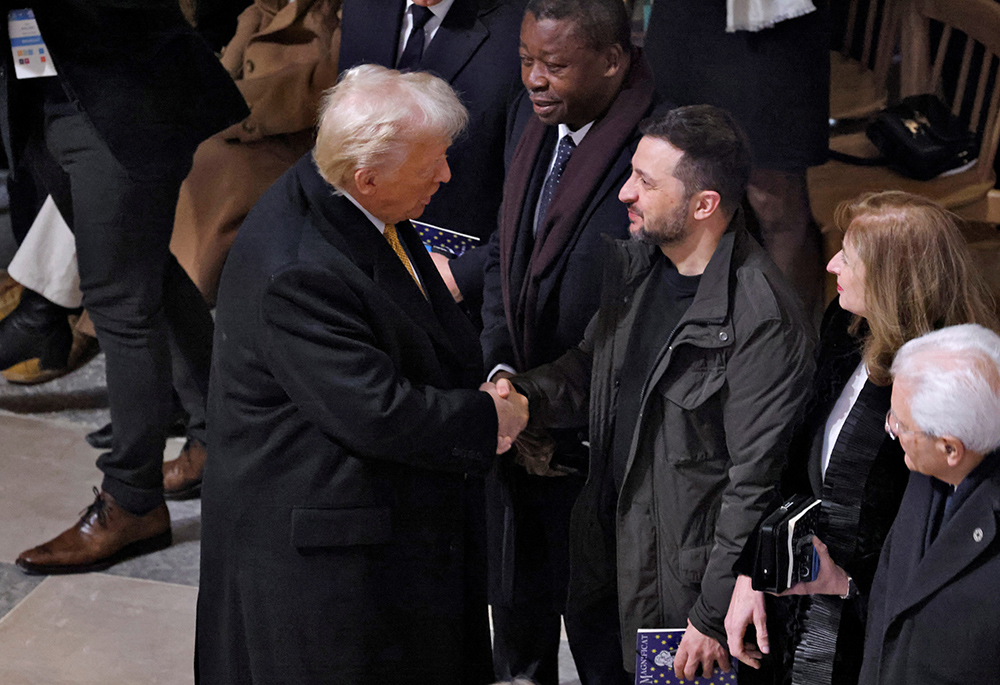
[738,301,910,685]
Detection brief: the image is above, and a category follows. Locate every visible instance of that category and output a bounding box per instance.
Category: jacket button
[718,330,729,342]
[974,527,984,542]
[245,59,255,73]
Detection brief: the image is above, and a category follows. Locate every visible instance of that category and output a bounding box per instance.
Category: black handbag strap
[826,148,887,166]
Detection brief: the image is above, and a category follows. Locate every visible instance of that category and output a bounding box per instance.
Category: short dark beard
[630,196,691,247]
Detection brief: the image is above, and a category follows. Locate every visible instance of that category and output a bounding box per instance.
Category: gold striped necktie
[384,223,426,297]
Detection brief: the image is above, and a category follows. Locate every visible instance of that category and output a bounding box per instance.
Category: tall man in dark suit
[5,1,247,574]
[479,0,661,681]
[862,324,1000,684]
[338,0,523,315]
[196,65,528,684]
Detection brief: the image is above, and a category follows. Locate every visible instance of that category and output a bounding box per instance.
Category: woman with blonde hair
[725,190,999,685]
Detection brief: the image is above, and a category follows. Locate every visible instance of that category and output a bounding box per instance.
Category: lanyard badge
[9,9,57,79]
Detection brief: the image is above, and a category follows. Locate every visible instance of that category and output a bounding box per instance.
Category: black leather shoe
[0,288,73,372]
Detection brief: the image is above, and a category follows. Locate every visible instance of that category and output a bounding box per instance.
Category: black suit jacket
[197,155,499,684]
[860,454,1000,684]
[481,90,650,373]
[338,0,524,302]
[0,1,247,172]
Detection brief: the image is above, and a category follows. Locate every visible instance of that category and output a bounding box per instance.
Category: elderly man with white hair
[195,64,527,684]
[861,323,1000,684]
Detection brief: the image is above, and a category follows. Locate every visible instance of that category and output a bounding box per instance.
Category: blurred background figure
[171,0,342,305]
[5,1,247,575]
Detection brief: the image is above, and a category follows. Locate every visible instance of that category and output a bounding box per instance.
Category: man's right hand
[725,574,769,669]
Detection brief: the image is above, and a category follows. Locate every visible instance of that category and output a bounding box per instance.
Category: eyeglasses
[884,408,928,441]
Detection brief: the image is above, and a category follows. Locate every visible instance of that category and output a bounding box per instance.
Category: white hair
[891,323,1000,454]
[312,64,468,190]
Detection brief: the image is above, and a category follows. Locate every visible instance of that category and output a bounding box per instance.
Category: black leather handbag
[751,494,822,593]
[829,94,980,181]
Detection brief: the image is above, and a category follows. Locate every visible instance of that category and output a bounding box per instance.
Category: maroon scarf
[498,53,655,369]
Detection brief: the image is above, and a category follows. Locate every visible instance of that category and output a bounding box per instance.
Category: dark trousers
[492,603,562,685]
[565,594,632,685]
[490,469,582,685]
[26,88,213,514]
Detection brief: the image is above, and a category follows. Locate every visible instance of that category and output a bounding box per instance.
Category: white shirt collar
[341,190,387,235]
[558,121,594,147]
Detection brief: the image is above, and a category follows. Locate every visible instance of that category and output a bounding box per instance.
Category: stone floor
[0,353,581,684]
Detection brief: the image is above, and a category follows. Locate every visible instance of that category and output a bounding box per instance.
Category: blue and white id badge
[8,9,57,79]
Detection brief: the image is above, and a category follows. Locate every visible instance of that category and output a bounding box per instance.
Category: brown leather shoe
[16,488,171,575]
[163,438,207,500]
[0,273,23,321]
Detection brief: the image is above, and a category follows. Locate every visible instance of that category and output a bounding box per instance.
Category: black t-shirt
[611,253,701,491]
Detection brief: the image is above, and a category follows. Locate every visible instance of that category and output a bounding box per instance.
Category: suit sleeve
[688,313,815,644]
[511,313,598,432]
[259,263,498,474]
[449,244,487,304]
[480,222,517,372]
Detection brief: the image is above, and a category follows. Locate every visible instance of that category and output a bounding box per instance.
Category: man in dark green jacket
[511,105,815,682]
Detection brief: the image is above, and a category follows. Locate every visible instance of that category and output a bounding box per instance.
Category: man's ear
[603,43,625,78]
[939,435,967,468]
[691,190,722,221]
[354,167,378,197]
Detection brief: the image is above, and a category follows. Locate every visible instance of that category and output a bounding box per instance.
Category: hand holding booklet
[635,629,738,684]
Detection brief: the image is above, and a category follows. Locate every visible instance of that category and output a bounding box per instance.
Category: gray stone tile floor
[0,347,582,684]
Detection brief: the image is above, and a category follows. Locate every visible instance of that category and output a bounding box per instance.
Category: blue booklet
[635,628,738,684]
[411,220,480,258]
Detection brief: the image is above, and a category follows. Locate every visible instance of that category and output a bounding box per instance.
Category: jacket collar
[614,208,745,342]
[887,452,1000,623]
[255,0,312,36]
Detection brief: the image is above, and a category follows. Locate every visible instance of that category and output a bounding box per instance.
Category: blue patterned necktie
[396,5,435,71]
[535,134,576,235]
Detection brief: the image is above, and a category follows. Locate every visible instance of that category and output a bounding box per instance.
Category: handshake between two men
[479,378,531,455]
[479,378,565,477]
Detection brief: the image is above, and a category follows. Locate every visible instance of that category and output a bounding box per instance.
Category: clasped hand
[480,378,528,454]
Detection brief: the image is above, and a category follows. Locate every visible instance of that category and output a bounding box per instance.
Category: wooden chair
[811,0,1000,301]
[830,0,898,123]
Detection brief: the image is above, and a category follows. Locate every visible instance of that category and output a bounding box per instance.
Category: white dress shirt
[396,0,457,62]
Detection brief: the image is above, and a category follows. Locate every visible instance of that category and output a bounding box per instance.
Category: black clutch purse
[751,494,822,593]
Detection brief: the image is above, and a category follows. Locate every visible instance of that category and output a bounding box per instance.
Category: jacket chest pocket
[654,354,726,464]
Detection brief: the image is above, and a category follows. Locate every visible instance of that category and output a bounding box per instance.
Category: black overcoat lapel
[297,158,473,370]
[889,477,1000,623]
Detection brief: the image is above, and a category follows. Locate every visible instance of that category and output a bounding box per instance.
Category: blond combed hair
[835,191,1000,385]
[312,64,468,190]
